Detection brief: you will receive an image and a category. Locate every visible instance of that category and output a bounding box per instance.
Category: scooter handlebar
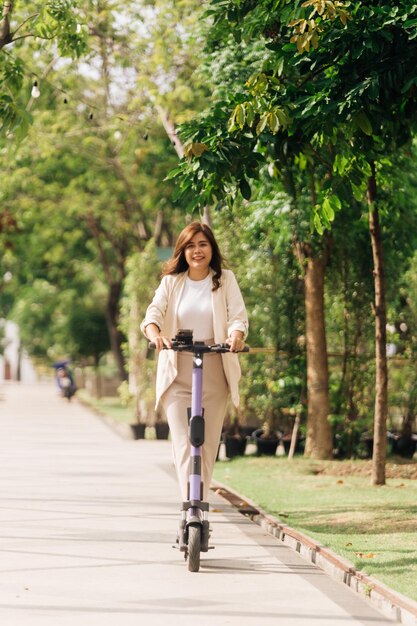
[211,343,250,353]
[148,341,249,353]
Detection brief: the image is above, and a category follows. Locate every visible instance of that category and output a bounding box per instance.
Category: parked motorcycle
[53,361,77,401]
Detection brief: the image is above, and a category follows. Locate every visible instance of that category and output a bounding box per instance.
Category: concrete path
[0,382,396,626]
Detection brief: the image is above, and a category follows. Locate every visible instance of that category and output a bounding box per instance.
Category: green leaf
[256,114,268,135]
[235,103,246,129]
[298,153,308,171]
[239,178,251,200]
[227,107,238,132]
[313,211,324,235]
[329,194,342,211]
[165,167,183,180]
[245,102,255,127]
[276,108,291,127]
[276,57,285,77]
[352,111,373,136]
[322,197,335,222]
[267,111,280,133]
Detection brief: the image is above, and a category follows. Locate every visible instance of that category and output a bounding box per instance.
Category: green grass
[214,455,417,602]
[77,390,135,424]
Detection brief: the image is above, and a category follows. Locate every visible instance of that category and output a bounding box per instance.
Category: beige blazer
[140,269,248,408]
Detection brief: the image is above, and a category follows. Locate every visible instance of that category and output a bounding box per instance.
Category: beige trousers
[160,351,229,501]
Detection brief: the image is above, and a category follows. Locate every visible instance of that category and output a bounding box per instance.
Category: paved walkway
[0,382,396,626]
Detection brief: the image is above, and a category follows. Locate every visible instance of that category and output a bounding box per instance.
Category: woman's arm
[224,271,249,351]
[143,322,172,351]
[140,276,173,350]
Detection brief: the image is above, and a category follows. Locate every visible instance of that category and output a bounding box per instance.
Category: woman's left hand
[226,331,245,352]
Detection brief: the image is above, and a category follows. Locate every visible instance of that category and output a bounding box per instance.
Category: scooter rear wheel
[187,524,201,572]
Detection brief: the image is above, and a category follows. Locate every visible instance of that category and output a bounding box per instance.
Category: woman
[141,221,248,501]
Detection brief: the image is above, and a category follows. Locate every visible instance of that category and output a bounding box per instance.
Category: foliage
[0,0,88,137]
[172,0,417,231]
[67,304,110,364]
[213,200,306,432]
[1,0,207,374]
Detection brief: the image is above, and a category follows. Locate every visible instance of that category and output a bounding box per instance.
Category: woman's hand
[226,330,245,352]
[145,324,172,351]
[152,336,172,351]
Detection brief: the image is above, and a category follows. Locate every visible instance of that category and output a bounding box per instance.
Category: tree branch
[0,0,13,48]
[156,104,184,158]
[13,13,39,35]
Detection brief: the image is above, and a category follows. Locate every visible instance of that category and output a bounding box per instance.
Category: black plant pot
[130,423,146,440]
[224,435,247,459]
[253,428,280,456]
[390,433,417,459]
[155,422,170,440]
[281,434,305,455]
[359,433,398,459]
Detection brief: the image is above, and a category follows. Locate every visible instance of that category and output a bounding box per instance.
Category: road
[0,382,395,625]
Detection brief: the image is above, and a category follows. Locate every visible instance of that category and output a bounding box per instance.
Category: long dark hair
[163,221,224,290]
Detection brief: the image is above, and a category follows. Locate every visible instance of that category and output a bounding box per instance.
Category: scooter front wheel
[187,524,201,572]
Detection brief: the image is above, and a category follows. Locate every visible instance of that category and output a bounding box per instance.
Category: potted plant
[281,408,306,457]
[117,380,147,439]
[390,378,417,458]
[222,409,248,459]
[252,420,281,456]
[155,411,170,440]
[248,390,282,456]
[130,421,146,440]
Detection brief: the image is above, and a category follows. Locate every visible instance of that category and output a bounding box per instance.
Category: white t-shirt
[177,274,214,341]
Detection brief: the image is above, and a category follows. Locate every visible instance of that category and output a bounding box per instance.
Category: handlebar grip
[212,343,250,353]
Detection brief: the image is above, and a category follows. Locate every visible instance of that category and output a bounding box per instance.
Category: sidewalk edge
[211,479,417,626]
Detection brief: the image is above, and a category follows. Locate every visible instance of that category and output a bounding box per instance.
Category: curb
[211,479,417,626]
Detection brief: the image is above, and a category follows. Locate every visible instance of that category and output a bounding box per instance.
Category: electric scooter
[150,329,248,572]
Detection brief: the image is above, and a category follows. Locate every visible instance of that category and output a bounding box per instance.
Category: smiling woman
[140,221,248,504]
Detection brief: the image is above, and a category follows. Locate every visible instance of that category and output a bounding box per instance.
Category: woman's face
[184,232,213,275]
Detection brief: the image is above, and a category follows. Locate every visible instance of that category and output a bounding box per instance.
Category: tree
[0,0,88,138]
[1,0,206,378]
[172,0,417,477]
[170,17,338,458]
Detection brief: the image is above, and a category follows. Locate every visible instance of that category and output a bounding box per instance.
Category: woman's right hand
[145,324,172,351]
[151,335,172,351]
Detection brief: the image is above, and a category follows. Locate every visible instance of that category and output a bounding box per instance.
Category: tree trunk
[0,1,13,49]
[105,282,127,382]
[304,250,333,459]
[368,161,388,486]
